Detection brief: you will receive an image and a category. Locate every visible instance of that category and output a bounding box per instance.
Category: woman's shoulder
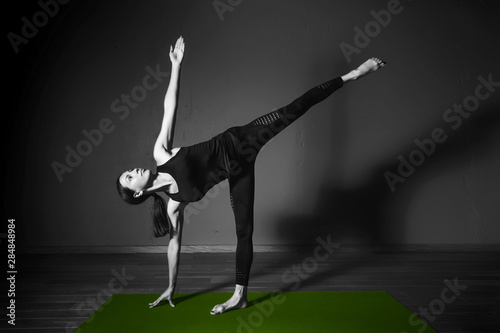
[155,147,182,167]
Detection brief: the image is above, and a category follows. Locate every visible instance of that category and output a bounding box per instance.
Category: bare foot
[210,288,248,315]
[355,57,386,77]
[342,57,386,83]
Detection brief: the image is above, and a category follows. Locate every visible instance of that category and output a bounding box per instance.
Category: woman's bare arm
[149,199,185,308]
[154,37,185,163]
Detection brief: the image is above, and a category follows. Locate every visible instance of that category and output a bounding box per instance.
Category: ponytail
[116,177,172,238]
[150,193,172,237]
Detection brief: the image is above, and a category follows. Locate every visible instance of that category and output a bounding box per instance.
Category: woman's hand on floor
[149,287,175,308]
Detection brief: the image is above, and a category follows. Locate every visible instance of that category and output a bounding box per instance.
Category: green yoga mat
[77,291,436,333]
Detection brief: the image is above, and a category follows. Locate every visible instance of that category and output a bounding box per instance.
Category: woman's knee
[235,220,254,239]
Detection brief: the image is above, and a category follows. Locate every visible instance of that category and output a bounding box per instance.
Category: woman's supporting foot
[341,57,386,83]
[210,284,248,315]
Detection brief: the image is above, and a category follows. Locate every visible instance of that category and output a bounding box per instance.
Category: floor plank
[4,248,499,332]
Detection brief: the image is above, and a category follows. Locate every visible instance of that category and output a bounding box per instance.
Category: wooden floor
[6,246,500,332]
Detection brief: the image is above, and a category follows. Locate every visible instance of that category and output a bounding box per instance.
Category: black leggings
[227,76,344,286]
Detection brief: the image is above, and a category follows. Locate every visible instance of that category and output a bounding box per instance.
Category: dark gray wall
[6,0,500,247]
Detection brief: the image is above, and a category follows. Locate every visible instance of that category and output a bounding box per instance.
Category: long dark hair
[116,177,172,237]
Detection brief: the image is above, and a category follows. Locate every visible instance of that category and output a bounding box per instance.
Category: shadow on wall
[225,108,499,331]
[273,106,500,246]
[209,105,499,306]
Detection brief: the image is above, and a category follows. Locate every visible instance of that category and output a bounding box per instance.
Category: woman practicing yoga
[116,36,386,315]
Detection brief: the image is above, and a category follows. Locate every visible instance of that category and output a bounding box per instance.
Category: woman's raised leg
[230,57,386,161]
[210,57,386,315]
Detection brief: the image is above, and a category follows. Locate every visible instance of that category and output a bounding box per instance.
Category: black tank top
[157,131,235,202]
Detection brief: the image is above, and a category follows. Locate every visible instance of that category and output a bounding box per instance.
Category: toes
[210,299,247,315]
[211,304,223,315]
[371,57,387,68]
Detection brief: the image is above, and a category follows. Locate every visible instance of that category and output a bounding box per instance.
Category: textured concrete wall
[7,0,500,246]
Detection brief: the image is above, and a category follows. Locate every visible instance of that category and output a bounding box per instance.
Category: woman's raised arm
[154,36,185,162]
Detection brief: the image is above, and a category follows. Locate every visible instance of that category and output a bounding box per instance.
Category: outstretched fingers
[176,36,185,52]
[149,295,175,308]
[169,36,185,64]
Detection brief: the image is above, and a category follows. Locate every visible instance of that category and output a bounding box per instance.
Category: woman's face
[119,168,151,193]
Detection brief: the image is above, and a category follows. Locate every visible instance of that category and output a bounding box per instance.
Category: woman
[116,36,386,315]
